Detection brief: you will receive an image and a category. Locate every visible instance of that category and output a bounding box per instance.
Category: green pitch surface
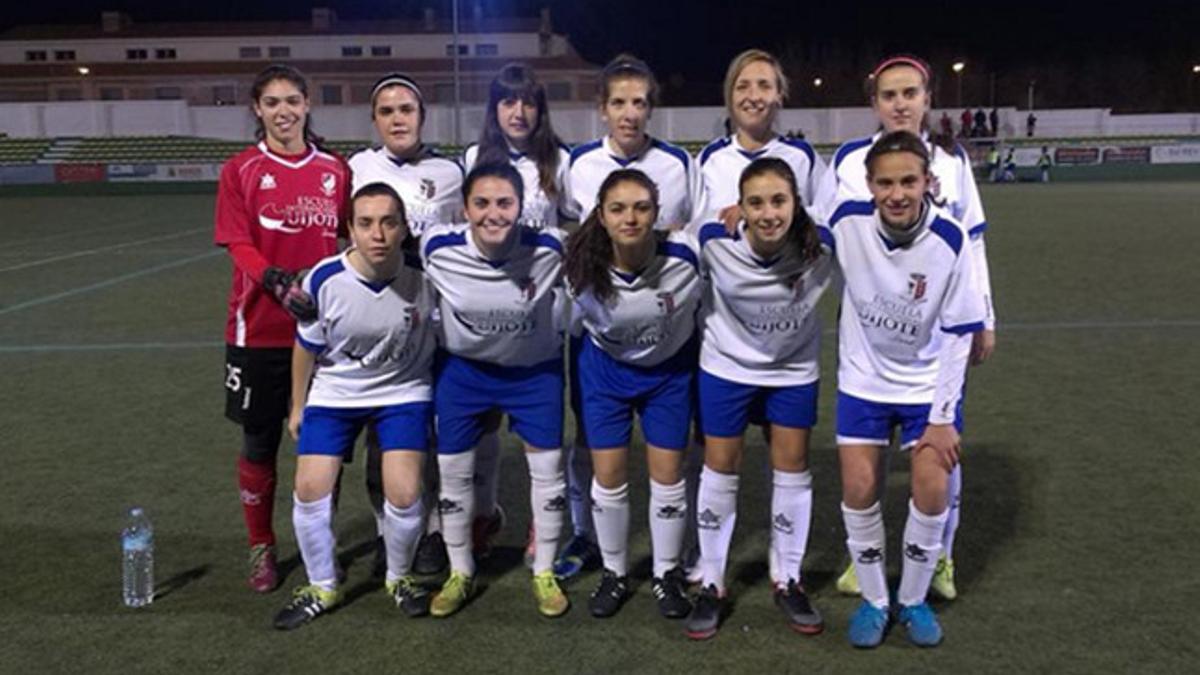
[2,183,1197,673]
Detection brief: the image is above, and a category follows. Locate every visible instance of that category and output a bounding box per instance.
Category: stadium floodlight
[1193,64,1200,74]
[952,62,965,107]
[77,67,90,76]
[813,77,823,88]
[952,62,965,73]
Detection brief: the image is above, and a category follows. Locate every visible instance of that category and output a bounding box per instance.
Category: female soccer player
[214,64,348,593]
[694,49,827,225]
[349,73,465,575]
[420,163,570,618]
[273,183,436,630]
[685,158,833,640]
[815,54,996,600]
[461,62,572,560]
[564,169,701,619]
[825,131,985,648]
[559,54,702,578]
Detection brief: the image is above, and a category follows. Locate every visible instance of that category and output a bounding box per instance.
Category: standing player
[694,49,826,226]
[462,62,572,560]
[421,163,570,618]
[565,169,701,620]
[348,73,464,575]
[825,131,985,647]
[815,54,996,601]
[559,54,702,578]
[273,183,436,629]
[685,158,833,640]
[214,64,348,593]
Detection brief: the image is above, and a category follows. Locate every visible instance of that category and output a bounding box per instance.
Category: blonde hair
[723,49,789,121]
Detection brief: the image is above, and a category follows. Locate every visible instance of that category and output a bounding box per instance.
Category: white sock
[526,449,566,574]
[942,464,962,558]
[293,493,337,591]
[472,432,502,518]
[771,469,813,586]
[842,501,888,609]
[566,440,594,538]
[696,466,739,592]
[649,478,687,578]
[382,498,425,583]
[437,451,476,576]
[590,479,630,576]
[898,500,949,607]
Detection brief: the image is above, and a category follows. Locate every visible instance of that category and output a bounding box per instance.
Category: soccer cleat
[272,584,341,630]
[684,584,723,640]
[897,602,944,647]
[774,580,824,635]
[836,560,861,596]
[930,555,958,601]
[553,533,600,580]
[430,571,474,618]
[248,544,279,593]
[588,569,630,618]
[471,505,506,560]
[531,570,570,618]
[385,575,431,618]
[651,567,692,619]
[413,531,449,576]
[847,600,890,648]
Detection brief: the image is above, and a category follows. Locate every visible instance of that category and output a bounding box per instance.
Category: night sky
[3,1,1198,110]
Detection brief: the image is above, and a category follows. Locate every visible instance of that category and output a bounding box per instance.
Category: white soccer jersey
[698,222,833,386]
[572,232,702,368]
[348,146,464,236]
[814,131,995,328]
[823,199,985,406]
[462,143,571,231]
[566,135,700,230]
[694,134,827,225]
[296,251,436,408]
[421,223,564,367]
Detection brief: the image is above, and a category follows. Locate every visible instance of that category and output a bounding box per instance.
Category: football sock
[590,479,630,577]
[696,466,739,592]
[437,451,476,576]
[843,501,889,609]
[383,498,425,583]
[899,500,949,607]
[237,456,276,547]
[526,449,566,574]
[942,463,962,559]
[472,431,502,519]
[292,493,337,591]
[566,440,595,538]
[649,478,687,578]
[771,469,813,586]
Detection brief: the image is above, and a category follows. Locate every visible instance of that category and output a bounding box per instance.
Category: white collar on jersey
[603,134,653,163]
[384,143,434,166]
[257,141,317,169]
[731,132,778,157]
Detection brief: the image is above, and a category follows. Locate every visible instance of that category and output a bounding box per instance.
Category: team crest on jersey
[419,177,436,200]
[908,273,928,301]
[655,291,676,314]
[259,173,277,190]
[320,172,337,197]
[517,277,538,302]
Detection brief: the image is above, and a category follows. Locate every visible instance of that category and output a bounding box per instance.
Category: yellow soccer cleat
[430,571,474,618]
[836,561,861,596]
[930,555,958,601]
[532,570,570,618]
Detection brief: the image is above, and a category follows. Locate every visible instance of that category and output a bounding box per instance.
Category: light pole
[952,61,965,108]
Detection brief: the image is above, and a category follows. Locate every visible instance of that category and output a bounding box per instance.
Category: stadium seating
[1,136,374,165]
[0,138,54,165]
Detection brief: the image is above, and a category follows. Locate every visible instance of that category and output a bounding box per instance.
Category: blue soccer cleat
[847,600,890,648]
[897,602,943,647]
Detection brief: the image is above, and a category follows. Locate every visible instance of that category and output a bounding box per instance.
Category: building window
[212,86,236,105]
[155,86,182,100]
[54,50,77,61]
[268,46,290,58]
[321,85,343,105]
[547,82,572,101]
[444,44,469,56]
[100,87,125,101]
[155,48,176,60]
[239,46,262,59]
[342,46,363,57]
[25,51,48,62]
[371,45,392,57]
[475,43,498,57]
[126,49,148,60]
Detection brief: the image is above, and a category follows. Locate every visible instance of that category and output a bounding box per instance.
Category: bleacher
[0,138,53,165]
[54,136,372,164]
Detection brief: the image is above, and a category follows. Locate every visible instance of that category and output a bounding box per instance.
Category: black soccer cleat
[588,569,630,618]
[774,580,824,635]
[685,584,723,640]
[413,532,449,576]
[272,585,341,631]
[651,567,693,619]
[386,575,432,618]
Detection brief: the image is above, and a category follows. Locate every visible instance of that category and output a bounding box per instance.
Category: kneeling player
[824,131,985,648]
[273,183,436,629]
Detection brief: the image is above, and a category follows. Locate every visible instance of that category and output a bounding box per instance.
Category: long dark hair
[738,158,820,265]
[864,54,954,155]
[477,63,563,199]
[250,64,324,148]
[565,169,661,303]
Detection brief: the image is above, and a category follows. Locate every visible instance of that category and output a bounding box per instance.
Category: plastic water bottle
[122,508,154,607]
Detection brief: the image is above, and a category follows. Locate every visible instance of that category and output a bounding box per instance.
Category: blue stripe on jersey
[657,240,699,271]
[296,332,326,354]
[518,228,563,255]
[699,137,732,166]
[698,222,732,248]
[423,230,467,259]
[930,217,964,255]
[829,199,875,228]
[968,221,988,238]
[651,138,691,171]
[817,225,835,252]
[953,143,970,162]
[308,258,346,314]
[941,321,985,336]
[778,137,817,174]
[834,137,873,170]
[569,139,604,166]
